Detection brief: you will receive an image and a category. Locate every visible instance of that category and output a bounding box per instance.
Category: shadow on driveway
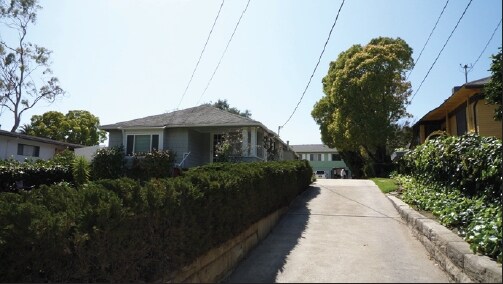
[223,185,321,283]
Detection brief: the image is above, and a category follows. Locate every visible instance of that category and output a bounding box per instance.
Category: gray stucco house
[100,105,297,168]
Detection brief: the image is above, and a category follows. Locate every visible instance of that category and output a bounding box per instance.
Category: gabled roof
[415,76,490,123]
[100,105,263,130]
[290,144,339,153]
[0,129,84,148]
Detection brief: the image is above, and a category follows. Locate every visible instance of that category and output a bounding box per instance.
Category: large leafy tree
[211,99,251,118]
[312,37,413,177]
[21,110,107,146]
[0,0,64,132]
[484,47,502,121]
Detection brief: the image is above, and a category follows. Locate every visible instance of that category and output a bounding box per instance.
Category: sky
[0,0,501,146]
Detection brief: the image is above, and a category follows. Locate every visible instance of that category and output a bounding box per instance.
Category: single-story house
[412,77,501,146]
[0,129,84,162]
[99,105,298,168]
[290,144,350,179]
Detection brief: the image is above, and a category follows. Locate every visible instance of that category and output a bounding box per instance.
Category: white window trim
[123,130,163,155]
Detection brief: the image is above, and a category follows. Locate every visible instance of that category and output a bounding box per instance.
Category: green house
[290,144,350,179]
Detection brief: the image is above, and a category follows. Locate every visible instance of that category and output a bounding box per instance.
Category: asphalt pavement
[224,179,450,283]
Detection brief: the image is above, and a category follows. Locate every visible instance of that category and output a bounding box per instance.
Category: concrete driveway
[224,179,450,283]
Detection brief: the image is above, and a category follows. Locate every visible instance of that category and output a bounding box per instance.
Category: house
[99,105,298,168]
[290,144,350,179]
[0,129,84,162]
[412,77,502,146]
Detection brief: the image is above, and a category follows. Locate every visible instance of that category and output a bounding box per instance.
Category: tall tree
[484,47,502,121]
[312,37,413,177]
[22,110,106,146]
[0,0,64,132]
[211,99,251,118]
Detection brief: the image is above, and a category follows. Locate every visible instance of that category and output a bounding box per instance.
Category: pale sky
[0,0,501,146]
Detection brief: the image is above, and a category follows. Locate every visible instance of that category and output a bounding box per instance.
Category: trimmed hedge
[0,160,313,282]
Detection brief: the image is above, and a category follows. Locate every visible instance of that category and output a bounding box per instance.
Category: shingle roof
[100,105,263,130]
[0,130,84,148]
[290,144,339,153]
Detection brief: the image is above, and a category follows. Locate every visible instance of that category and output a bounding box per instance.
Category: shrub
[128,149,175,181]
[397,133,502,199]
[0,160,313,282]
[90,146,125,180]
[72,156,90,186]
[395,175,501,263]
[0,158,72,192]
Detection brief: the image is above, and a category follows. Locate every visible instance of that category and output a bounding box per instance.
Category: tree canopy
[484,47,502,121]
[21,110,106,146]
[211,99,251,118]
[0,0,64,132]
[312,37,413,177]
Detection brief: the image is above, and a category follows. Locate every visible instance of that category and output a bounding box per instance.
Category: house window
[331,153,341,161]
[309,154,321,161]
[126,134,159,155]
[17,144,40,157]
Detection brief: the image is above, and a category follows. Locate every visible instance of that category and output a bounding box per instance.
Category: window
[126,134,159,155]
[331,153,341,161]
[17,144,40,157]
[309,153,321,161]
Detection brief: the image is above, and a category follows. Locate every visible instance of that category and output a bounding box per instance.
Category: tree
[211,99,252,118]
[312,37,413,177]
[484,47,502,121]
[22,110,107,146]
[0,0,64,132]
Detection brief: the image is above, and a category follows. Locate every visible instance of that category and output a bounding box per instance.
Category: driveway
[224,179,450,283]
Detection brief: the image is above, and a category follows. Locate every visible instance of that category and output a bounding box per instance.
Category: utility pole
[278,126,282,136]
[460,63,472,83]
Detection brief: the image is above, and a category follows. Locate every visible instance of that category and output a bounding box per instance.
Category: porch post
[242,128,248,156]
[251,128,257,157]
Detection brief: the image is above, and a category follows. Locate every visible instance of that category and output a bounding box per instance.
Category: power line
[196,0,251,105]
[176,0,226,110]
[280,0,345,129]
[406,0,450,80]
[468,18,502,72]
[410,0,473,103]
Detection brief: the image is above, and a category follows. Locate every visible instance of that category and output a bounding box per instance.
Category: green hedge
[397,133,502,199]
[0,160,312,282]
[0,157,73,192]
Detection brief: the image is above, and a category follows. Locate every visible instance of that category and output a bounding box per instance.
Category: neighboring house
[412,77,502,146]
[0,129,84,162]
[290,144,350,179]
[99,105,297,168]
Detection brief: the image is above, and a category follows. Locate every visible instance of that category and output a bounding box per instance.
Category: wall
[475,101,502,139]
[185,130,210,168]
[107,130,123,147]
[164,128,189,166]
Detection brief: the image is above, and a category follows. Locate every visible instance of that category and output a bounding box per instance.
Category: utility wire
[196,0,251,105]
[281,0,345,129]
[410,0,473,102]
[176,0,226,110]
[468,18,502,72]
[406,0,450,80]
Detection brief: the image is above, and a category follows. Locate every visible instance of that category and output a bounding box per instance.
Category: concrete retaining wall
[163,207,288,283]
[387,195,502,283]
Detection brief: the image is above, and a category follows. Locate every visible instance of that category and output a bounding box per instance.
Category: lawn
[370,178,398,193]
